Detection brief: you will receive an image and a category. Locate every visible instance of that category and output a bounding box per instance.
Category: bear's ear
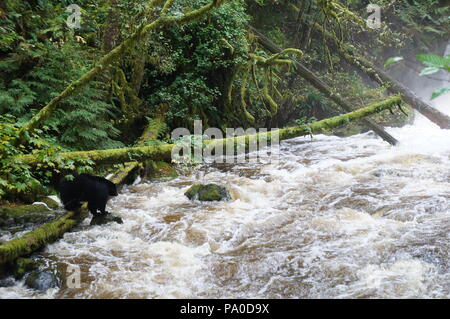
[106,180,118,196]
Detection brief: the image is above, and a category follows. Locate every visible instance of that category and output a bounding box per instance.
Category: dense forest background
[0,0,449,203]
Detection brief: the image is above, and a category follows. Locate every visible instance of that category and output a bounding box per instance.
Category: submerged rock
[0,276,16,288]
[185,184,231,202]
[25,269,62,291]
[90,213,124,226]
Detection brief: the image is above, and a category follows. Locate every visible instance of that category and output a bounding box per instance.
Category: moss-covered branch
[16,0,229,144]
[204,96,402,152]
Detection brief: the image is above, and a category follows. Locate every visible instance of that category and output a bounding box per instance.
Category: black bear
[58,173,118,216]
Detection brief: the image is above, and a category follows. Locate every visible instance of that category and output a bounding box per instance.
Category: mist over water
[1,58,449,299]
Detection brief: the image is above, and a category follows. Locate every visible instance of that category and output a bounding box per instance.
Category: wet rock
[0,276,16,288]
[372,168,412,178]
[13,258,39,280]
[25,269,62,291]
[185,184,231,202]
[90,213,123,226]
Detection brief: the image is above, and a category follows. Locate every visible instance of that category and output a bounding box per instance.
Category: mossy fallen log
[14,96,402,169]
[16,0,229,144]
[313,23,450,129]
[249,26,399,146]
[204,96,402,153]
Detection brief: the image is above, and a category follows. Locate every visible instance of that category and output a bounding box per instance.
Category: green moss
[0,204,51,215]
[0,209,88,265]
[13,258,38,279]
[39,197,60,210]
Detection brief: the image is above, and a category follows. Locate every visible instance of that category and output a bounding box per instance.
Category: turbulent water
[1,82,450,299]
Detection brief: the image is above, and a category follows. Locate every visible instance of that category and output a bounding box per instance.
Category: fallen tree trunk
[15,0,229,144]
[14,96,402,168]
[0,168,131,265]
[249,26,399,146]
[313,24,450,129]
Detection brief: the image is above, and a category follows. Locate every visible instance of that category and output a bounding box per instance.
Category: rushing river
[1,87,450,299]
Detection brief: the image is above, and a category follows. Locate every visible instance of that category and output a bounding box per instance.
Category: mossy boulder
[90,213,123,226]
[185,184,231,202]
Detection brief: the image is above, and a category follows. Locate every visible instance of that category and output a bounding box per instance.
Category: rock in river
[185,184,231,202]
[90,213,124,226]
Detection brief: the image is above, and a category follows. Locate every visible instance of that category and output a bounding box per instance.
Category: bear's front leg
[88,201,100,216]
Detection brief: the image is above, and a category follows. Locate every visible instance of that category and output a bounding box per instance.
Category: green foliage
[416,53,450,99]
[140,0,250,129]
[416,54,450,72]
[370,0,450,34]
[0,0,122,150]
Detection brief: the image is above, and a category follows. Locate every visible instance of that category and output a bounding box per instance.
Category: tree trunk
[14,96,402,168]
[102,0,121,53]
[249,26,399,146]
[314,24,450,129]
